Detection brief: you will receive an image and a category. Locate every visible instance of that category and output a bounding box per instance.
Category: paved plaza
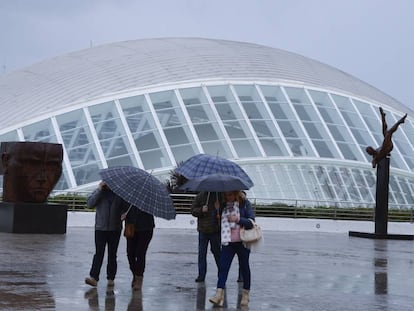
[1,217,414,310]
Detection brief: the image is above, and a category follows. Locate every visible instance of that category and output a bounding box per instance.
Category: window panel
[88,101,135,167]
[57,109,101,186]
[390,176,404,204]
[150,90,199,160]
[259,137,286,156]
[0,131,19,142]
[328,125,345,142]
[284,87,310,105]
[207,85,260,157]
[278,120,299,138]
[286,138,313,156]
[318,107,334,123]
[22,119,57,143]
[332,94,377,164]
[194,123,219,140]
[313,140,334,158]
[139,149,169,169]
[400,178,414,204]
[201,141,231,157]
[328,167,348,201]
[164,127,191,145]
[119,95,172,169]
[355,100,379,133]
[315,166,336,200]
[340,167,360,202]
[180,87,232,158]
[293,104,313,121]
[285,87,339,158]
[310,90,365,161]
[400,119,414,150]
[221,121,245,139]
[337,143,358,161]
[171,144,198,163]
[352,168,372,201]
[303,123,323,139]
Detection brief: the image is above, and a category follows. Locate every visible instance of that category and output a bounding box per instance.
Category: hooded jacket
[87,188,127,231]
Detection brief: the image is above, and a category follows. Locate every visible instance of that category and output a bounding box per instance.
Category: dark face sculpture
[1,142,63,203]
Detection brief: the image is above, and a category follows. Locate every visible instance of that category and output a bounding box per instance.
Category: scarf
[221,201,240,246]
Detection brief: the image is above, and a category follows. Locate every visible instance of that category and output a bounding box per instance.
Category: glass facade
[1,82,413,207]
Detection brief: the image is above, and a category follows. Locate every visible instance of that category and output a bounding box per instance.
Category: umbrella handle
[205,192,210,206]
[121,204,133,221]
[125,204,133,215]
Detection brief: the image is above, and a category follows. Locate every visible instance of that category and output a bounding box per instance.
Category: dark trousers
[89,230,122,281]
[198,231,221,278]
[126,229,153,276]
[217,242,251,290]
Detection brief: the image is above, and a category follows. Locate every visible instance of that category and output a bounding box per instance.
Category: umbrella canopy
[99,166,175,220]
[178,173,251,192]
[175,154,254,188]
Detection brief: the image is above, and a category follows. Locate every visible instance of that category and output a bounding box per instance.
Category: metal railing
[48,191,414,222]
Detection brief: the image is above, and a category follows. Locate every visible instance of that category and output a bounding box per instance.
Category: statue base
[0,202,67,234]
[349,231,414,240]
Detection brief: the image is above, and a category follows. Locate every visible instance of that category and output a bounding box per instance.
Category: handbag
[123,204,135,238]
[123,223,135,238]
[240,219,262,242]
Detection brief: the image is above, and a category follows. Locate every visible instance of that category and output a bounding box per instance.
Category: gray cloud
[1,0,413,107]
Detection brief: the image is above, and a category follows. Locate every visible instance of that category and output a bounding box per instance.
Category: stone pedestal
[0,202,67,234]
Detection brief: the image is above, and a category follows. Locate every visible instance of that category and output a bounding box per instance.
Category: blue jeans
[217,242,251,290]
[89,230,122,281]
[198,231,221,278]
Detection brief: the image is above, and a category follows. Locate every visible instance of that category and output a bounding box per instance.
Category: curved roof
[0,37,409,129]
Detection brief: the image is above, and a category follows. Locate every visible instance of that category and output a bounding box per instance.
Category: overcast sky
[1,0,413,108]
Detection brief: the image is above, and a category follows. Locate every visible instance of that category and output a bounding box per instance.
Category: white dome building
[1,37,413,207]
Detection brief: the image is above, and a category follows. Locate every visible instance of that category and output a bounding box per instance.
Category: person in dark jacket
[85,181,128,287]
[122,205,155,291]
[191,191,222,282]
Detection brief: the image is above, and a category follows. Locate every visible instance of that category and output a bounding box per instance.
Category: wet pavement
[1,226,414,310]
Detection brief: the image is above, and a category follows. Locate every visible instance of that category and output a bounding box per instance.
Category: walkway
[1,223,414,310]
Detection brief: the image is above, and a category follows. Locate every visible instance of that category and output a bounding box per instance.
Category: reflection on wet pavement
[1,227,414,310]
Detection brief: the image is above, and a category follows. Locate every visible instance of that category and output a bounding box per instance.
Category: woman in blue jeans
[209,190,255,307]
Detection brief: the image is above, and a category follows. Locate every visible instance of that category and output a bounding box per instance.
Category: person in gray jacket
[85,181,128,287]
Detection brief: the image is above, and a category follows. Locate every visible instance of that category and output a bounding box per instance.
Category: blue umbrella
[175,154,253,188]
[99,166,176,220]
[178,173,251,192]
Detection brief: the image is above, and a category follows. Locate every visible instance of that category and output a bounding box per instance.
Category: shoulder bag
[240,219,262,242]
[123,204,135,238]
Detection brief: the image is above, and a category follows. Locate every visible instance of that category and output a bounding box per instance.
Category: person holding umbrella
[121,204,155,291]
[209,190,255,307]
[191,191,222,283]
[97,166,176,290]
[85,181,128,287]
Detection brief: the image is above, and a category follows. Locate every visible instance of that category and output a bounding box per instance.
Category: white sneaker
[85,277,98,287]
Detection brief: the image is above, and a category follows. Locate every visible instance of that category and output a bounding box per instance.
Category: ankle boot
[209,288,224,306]
[240,289,250,306]
[133,275,143,291]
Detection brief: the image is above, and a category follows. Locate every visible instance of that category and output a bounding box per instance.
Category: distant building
[1,38,413,206]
